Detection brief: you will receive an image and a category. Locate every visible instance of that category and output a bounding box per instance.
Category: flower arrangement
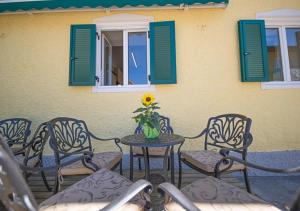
[133,93,161,139]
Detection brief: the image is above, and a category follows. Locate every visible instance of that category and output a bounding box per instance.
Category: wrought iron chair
[159,155,300,211]
[47,117,123,193]
[14,122,52,191]
[178,114,253,192]
[133,115,173,170]
[0,118,32,154]
[0,135,153,211]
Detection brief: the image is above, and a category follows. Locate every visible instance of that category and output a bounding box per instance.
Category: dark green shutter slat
[238,20,269,82]
[150,21,177,84]
[69,24,96,86]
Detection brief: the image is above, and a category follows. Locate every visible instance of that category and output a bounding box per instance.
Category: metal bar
[130,146,133,181]
[170,146,175,184]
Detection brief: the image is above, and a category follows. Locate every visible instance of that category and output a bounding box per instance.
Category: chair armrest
[20,154,94,174]
[101,179,152,211]
[89,132,123,153]
[216,155,300,174]
[13,141,32,155]
[184,129,207,140]
[158,182,200,211]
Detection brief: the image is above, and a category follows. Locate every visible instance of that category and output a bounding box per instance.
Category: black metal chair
[178,114,253,192]
[14,122,52,191]
[0,118,32,154]
[159,155,300,211]
[47,117,123,193]
[133,115,173,171]
[0,135,153,211]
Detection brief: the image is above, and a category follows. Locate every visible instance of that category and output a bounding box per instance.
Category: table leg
[130,146,133,181]
[163,147,170,179]
[170,146,175,184]
[142,147,150,181]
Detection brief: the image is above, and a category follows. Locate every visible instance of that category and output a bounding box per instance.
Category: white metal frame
[93,14,155,93]
[257,9,300,89]
[101,33,112,85]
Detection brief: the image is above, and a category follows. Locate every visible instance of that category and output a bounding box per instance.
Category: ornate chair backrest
[204,114,252,156]
[47,118,92,162]
[0,118,32,147]
[24,122,49,167]
[135,115,174,135]
[0,135,38,211]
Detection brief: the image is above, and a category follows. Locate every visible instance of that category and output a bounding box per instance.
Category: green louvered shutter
[69,24,96,86]
[150,21,177,84]
[238,20,269,82]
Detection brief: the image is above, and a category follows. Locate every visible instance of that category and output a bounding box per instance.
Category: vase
[142,124,160,139]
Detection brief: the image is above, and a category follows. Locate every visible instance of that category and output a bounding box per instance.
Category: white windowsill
[261,81,300,90]
[92,85,155,93]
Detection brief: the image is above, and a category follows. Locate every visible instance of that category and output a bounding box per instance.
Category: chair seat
[181,150,245,173]
[165,176,280,211]
[15,154,40,167]
[39,168,145,211]
[60,152,122,176]
[132,147,169,156]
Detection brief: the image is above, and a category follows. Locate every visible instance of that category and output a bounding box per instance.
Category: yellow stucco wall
[0,0,300,154]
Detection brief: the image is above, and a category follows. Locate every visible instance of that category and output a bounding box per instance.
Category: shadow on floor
[237,176,300,211]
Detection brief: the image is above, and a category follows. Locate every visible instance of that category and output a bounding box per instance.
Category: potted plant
[133,93,161,139]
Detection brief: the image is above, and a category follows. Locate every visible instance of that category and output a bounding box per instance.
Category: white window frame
[92,14,155,93]
[257,9,300,89]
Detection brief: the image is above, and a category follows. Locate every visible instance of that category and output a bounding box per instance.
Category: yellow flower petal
[142,93,155,106]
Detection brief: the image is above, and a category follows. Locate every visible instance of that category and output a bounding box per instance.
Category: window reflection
[286,28,300,81]
[266,28,284,81]
[128,32,148,85]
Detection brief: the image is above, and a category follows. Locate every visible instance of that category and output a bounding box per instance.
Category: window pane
[128,32,148,85]
[286,28,300,81]
[266,28,284,81]
[102,31,123,86]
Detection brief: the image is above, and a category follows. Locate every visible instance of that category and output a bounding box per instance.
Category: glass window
[101,31,124,86]
[99,30,148,87]
[286,28,300,81]
[266,28,284,81]
[128,32,148,85]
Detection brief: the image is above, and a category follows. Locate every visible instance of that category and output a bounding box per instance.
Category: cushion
[132,147,169,156]
[60,152,122,176]
[39,168,145,211]
[165,176,280,211]
[181,150,245,172]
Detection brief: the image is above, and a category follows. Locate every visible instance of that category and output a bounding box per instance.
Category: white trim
[257,9,300,26]
[92,85,155,93]
[258,9,300,89]
[93,14,152,93]
[261,81,300,90]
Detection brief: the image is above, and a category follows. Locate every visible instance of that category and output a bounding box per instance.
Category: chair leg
[41,171,52,192]
[53,169,60,194]
[119,159,123,175]
[167,157,170,171]
[178,158,182,189]
[243,168,252,193]
[138,157,142,171]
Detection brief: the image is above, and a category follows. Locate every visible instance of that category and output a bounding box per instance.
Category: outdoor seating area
[0,113,299,211]
[0,1,300,210]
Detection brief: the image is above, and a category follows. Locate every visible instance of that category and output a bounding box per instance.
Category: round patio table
[120,133,185,185]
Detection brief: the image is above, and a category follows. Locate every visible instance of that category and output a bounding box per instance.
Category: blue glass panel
[286,28,300,81]
[128,32,148,85]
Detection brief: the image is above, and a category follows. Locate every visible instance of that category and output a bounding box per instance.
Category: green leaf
[133,107,147,113]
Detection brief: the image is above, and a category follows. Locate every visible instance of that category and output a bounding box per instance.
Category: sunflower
[142,93,155,106]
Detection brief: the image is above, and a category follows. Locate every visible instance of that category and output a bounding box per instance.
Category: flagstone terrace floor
[28,169,300,211]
